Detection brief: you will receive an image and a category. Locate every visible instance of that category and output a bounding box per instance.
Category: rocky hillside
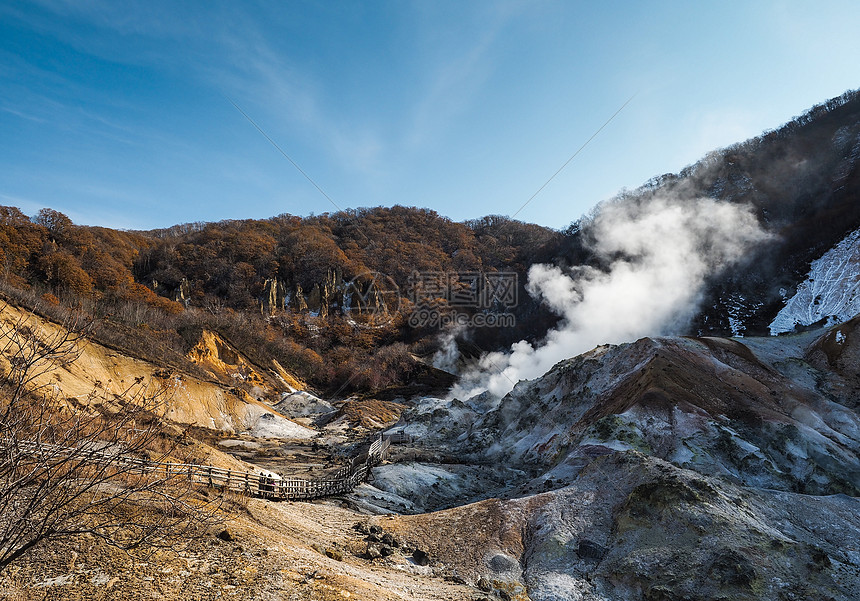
[769,226,860,334]
[366,319,860,600]
[0,302,312,439]
[380,453,860,601]
[2,266,860,601]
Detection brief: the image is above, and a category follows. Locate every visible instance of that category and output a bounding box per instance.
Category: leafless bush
[0,303,221,573]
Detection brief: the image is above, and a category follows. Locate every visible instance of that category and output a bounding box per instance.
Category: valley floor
[4,304,860,600]
[0,495,488,601]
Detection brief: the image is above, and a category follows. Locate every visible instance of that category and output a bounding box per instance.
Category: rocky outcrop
[306,283,323,316]
[307,267,344,318]
[259,268,397,320]
[380,452,860,601]
[267,268,350,318]
[173,277,190,307]
[151,277,191,307]
[261,278,288,315]
[186,329,270,390]
[343,275,389,316]
[289,282,308,312]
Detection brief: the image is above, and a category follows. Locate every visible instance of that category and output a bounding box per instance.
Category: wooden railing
[5,432,396,502]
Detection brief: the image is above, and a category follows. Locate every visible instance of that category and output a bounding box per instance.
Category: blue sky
[2,1,860,231]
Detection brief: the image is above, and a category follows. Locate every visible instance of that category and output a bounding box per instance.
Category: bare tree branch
[0,302,222,573]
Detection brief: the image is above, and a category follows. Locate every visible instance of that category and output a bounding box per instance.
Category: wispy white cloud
[189,8,390,182]
[405,3,522,149]
[14,1,521,194]
[675,106,761,167]
[0,106,47,124]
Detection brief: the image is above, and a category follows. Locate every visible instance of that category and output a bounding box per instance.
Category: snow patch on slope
[725,293,764,337]
[770,227,860,334]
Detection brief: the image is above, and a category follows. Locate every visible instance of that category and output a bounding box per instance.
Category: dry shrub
[39,293,59,306]
[0,306,222,573]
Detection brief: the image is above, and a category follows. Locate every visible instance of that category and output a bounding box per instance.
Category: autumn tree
[0,206,45,287]
[36,251,94,296]
[33,208,73,244]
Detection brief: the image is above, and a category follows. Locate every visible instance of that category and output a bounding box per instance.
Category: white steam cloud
[450,196,770,399]
[432,324,466,373]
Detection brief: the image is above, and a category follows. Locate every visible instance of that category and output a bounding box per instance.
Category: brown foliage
[37,251,94,296]
[0,204,568,394]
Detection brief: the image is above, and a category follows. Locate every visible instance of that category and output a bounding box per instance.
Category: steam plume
[450,196,769,399]
[432,324,466,373]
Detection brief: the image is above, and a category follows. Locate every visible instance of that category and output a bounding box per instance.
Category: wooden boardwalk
[10,433,393,502]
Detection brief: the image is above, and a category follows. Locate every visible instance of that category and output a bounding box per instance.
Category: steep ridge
[0,302,314,439]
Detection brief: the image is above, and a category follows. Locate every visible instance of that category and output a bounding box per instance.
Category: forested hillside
[0,204,562,395]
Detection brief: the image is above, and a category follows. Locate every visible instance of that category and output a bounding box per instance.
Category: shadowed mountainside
[561,88,860,336]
